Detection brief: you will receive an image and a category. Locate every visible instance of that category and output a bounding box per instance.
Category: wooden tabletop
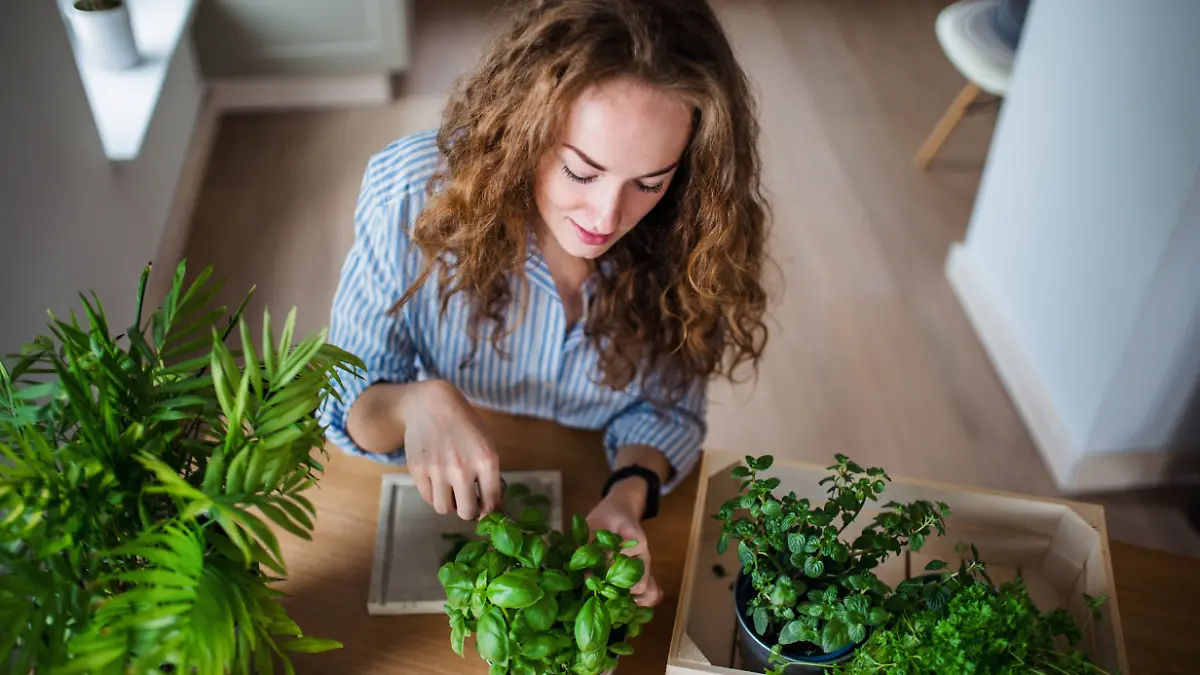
[277,411,1200,675]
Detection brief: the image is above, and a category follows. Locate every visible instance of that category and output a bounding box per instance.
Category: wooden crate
[666,450,1128,674]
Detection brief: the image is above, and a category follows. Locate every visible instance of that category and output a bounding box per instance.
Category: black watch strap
[601,465,661,520]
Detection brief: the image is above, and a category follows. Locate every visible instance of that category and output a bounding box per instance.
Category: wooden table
[277,411,1200,675]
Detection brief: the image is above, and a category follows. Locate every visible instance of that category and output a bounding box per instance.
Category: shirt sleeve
[317,157,424,466]
[602,379,708,495]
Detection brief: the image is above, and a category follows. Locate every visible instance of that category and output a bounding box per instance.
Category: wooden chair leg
[914,81,981,170]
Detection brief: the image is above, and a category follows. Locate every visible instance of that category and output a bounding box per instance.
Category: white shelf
[68,0,198,162]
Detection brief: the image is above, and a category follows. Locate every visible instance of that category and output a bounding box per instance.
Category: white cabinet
[191,0,411,76]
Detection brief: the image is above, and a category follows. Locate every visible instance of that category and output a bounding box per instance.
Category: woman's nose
[591,186,624,234]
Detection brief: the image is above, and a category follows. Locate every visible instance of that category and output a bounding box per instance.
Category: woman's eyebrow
[564,144,678,179]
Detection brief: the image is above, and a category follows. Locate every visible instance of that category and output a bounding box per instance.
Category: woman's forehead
[559,78,692,178]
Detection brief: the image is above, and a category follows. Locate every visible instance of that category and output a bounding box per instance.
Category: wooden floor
[181,0,1200,557]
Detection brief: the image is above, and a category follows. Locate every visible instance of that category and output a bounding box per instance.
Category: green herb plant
[833,544,1116,674]
[0,261,363,674]
[713,454,950,665]
[437,501,653,675]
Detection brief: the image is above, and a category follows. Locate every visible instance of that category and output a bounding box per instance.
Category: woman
[320,0,769,607]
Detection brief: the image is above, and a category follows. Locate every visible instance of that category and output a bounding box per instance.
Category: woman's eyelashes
[560,165,665,193]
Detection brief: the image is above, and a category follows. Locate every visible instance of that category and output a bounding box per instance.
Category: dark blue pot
[732,573,861,674]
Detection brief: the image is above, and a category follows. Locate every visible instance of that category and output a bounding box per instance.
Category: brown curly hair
[394,0,770,407]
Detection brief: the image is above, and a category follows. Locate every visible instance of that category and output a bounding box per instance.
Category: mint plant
[833,546,1115,674]
[437,506,653,675]
[713,454,950,661]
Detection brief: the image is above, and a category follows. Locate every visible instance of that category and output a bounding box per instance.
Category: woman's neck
[534,225,592,329]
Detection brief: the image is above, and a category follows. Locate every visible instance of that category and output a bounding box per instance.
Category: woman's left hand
[586,480,663,607]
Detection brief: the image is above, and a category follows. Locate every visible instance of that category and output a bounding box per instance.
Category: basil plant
[436,497,653,675]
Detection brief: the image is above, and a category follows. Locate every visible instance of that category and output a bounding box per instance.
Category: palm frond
[1,260,359,673]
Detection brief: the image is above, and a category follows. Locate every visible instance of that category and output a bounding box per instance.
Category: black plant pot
[732,573,860,674]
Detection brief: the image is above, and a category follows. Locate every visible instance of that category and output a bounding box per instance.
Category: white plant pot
[64,2,140,71]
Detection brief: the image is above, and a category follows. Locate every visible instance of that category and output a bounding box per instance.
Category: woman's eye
[637,181,665,194]
[561,165,594,184]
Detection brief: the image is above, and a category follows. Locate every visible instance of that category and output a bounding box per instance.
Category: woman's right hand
[397,379,503,520]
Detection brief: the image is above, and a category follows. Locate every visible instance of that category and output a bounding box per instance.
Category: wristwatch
[601,465,661,520]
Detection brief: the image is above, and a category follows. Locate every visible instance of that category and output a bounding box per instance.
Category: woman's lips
[571,218,612,246]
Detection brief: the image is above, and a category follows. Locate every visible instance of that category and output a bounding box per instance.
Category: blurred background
[2,0,1198,557]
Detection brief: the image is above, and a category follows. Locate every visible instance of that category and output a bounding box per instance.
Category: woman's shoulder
[360,128,443,210]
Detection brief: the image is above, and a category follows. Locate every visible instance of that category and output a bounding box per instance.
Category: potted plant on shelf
[62,0,141,70]
[436,499,654,675]
[831,545,1116,674]
[713,454,950,674]
[0,261,363,674]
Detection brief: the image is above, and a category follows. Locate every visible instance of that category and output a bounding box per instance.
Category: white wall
[954,0,1200,472]
[0,2,202,356]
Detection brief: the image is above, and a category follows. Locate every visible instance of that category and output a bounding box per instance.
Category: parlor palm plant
[0,261,364,674]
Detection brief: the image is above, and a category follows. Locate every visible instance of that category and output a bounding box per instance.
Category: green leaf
[476,606,509,664]
[804,557,825,578]
[575,596,611,652]
[523,635,558,660]
[924,559,948,571]
[540,569,574,593]
[753,606,769,635]
[732,466,750,478]
[486,572,545,609]
[821,617,850,653]
[847,622,867,644]
[571,513,590,545]
[604,555,645,589]
[737,540,754,567]
[717,532,729,555]
[867,607,888,626]
[569,543,603,571]
[762,500,781,517]
[608,641,634,656]
[595,529,620,549]
[909,532,925,551]
[280,637,343,653]
[492,521,523,558]
[788,533,806,554]
[757,455,774,470]
[779,620,805,645]
[523,593,558,632]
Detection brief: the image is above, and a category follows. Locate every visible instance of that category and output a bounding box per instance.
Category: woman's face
[535,77,693,260]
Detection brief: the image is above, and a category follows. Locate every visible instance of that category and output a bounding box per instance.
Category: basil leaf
[595,529,619,549]
[492,521,524,557]
[517,507,545,530]
[486,571,545,609]
[556,597,584,623]
[524,535,548,568]
[608,641,634,656]
[574,596,611,652]
[523,593,558,632]
[568,543,603,570]
[476,606,509,663]
[605,554,644,589]
[523,634,558,660]
[540,569,574,593]
[437,562,470,590]
[455,539,487,564]
[572,513,590,545]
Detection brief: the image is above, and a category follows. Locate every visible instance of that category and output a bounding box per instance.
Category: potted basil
[713,454,950,674]
[437,501,653,675]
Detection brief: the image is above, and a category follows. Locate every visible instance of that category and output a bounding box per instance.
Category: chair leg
[914,81,981,170]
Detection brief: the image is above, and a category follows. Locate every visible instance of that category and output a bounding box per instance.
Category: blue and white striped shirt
[318,130,706,494]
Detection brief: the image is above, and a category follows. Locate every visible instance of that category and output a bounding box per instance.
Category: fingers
[449,468,479,520]
[430,470,454,515]
[635,573,663,607]
[475,447,503,515]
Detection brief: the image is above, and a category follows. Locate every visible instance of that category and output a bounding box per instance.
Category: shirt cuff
[318,370,410,467]
[602,404,705,495]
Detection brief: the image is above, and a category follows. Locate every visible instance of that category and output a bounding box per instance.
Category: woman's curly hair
[395,0,770,407]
